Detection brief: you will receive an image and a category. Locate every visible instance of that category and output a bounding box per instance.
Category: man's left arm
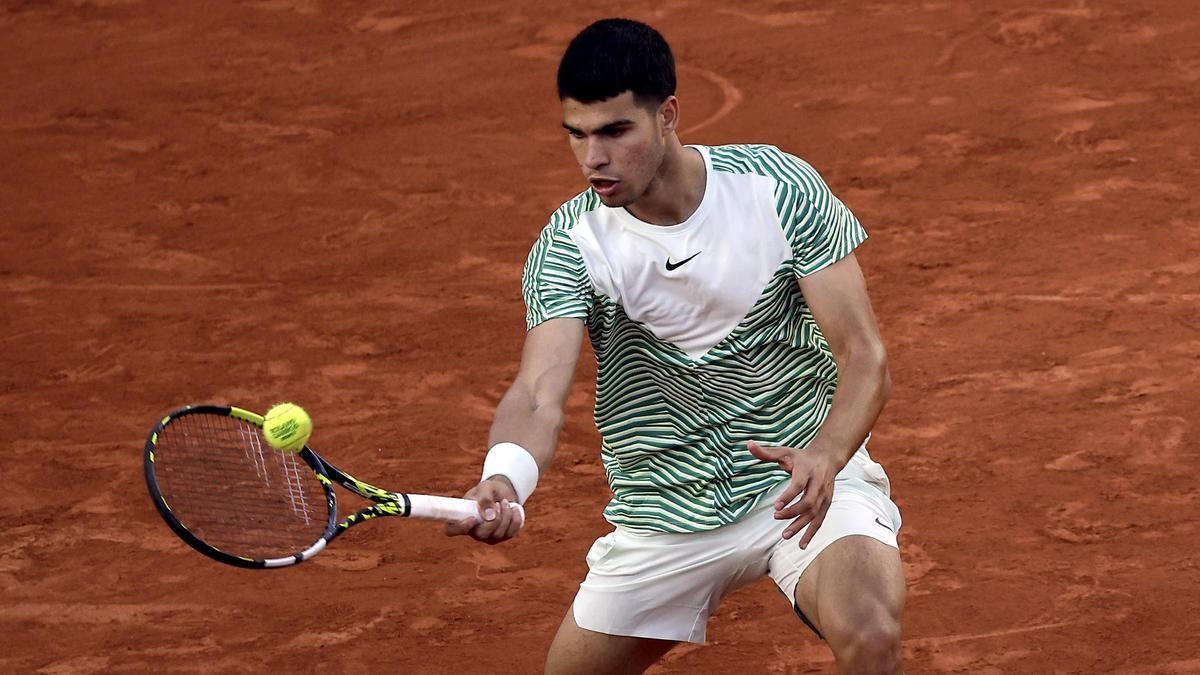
[748,251,891,548]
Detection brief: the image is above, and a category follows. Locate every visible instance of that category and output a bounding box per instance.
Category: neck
[625,138,706,226]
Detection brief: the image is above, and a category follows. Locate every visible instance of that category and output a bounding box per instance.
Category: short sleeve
[769,152,867,277]
[521,225,594,330]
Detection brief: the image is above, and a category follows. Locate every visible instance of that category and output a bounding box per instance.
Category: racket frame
[145,404,448,569]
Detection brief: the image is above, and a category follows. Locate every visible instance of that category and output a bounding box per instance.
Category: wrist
[807,438,852,468]
[481,442,539,504]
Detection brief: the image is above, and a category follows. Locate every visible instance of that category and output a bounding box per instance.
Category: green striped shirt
[523,144,866,533]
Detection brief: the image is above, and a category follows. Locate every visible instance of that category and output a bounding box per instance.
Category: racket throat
[263,538,328,568]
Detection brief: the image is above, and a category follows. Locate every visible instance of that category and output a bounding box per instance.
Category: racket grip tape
[406,494,526,528]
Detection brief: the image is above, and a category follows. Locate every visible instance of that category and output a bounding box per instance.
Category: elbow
[844,338,890,402]
[873,341,891,404]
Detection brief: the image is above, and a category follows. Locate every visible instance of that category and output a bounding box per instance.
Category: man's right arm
[444,317,584,544]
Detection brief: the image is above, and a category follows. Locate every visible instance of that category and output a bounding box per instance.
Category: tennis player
[447,18,905,674]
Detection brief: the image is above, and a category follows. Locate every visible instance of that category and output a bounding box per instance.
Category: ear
[658,96,680,135]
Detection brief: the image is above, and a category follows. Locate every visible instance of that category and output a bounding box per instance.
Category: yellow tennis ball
[262,403,312,453]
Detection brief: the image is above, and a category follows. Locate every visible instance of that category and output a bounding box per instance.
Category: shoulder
[708,143,832,200]
[545,189,603,234]
[711,143,852,229]
[525,190,601,272]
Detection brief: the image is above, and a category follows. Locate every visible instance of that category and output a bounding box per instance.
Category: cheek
[627,142,661,184]
[569,141,587,167]
[617,141,649,175]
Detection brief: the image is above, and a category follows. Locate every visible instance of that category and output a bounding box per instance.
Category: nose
[583,138,608,171]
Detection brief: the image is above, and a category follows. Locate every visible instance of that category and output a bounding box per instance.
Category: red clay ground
[2,1,1198,673]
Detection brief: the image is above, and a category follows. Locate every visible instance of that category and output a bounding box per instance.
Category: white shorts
[571,450,902,644]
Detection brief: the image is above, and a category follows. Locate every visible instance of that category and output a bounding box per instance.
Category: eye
[567,129,584,139]
[604,127,626,138]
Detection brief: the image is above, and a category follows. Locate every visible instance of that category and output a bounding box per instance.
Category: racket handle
[406,494,526,528]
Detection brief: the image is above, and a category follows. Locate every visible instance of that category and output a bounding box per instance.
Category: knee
[830,612,902,674]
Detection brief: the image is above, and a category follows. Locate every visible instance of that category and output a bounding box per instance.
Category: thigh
[545,606,678,675]
[792,534,906,641]
[767,474,902,619]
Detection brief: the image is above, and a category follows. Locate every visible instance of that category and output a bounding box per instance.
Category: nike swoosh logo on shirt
[665,251,701,271]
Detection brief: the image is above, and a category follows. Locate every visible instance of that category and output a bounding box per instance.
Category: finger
[485,499,515,543]
[781,505,816,539]
[747,440,790,464]
[776,487,822,520]
[797,508,828,550]
[470,493,503,539]
[446,482,485,536]
[445,516,478,537]
[499,499,523,540]
[782,493,830,540]
[510,502,526,530]
[774,475,810,512]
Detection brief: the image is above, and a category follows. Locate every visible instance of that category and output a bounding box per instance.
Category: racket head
[144,405,337,569]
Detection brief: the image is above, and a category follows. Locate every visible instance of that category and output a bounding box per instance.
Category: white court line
[13,282,281,292]
[680,64,743,135]
[903,620,1076,647]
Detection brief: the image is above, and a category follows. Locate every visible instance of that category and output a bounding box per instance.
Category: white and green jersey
[523,144,870,534]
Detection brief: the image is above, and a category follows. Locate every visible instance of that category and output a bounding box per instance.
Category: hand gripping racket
[144,404,523,569]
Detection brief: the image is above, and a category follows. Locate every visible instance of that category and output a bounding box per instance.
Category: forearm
[810,343,891,467]
[487,380,564,474]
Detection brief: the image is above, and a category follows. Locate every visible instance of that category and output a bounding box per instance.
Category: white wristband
[481,442,539,504]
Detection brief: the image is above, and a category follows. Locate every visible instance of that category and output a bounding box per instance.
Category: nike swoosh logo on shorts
[665,251,701,271]
[874,517,894,533]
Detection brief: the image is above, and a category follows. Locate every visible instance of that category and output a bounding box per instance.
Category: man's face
[561,92,667,208]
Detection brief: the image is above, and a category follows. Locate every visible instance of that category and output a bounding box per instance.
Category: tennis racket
[144,404,523,569]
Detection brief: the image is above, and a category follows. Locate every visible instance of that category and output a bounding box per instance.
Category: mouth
[589,177,620,197]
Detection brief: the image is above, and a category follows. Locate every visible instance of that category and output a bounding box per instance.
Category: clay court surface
[3,1,1198,672]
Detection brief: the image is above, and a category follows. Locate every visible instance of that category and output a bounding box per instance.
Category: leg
[544,606,678,675]
[794,535,906,674]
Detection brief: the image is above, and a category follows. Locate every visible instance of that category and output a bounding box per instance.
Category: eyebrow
[562,119,634,135]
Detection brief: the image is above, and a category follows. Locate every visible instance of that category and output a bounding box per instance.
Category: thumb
[475,486,499,523]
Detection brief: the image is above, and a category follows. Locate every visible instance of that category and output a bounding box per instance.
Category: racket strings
[238,423,271,485]
[275,442,312,525]
[153,412,329,559]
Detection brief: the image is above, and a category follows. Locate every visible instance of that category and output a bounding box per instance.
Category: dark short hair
[557,18,676,106]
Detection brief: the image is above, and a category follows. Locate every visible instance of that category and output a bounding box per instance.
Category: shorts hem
[572,596,708,644]
[773,529,899,602]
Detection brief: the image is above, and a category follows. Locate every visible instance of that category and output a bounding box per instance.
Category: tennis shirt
[523,144,868,534]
